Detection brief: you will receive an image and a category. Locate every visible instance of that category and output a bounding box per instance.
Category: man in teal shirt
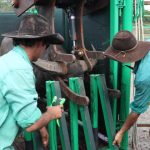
[0,14,64,149]
[105,30,150,147]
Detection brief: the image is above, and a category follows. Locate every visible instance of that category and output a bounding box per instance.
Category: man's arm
[113,112,140,147]
[26,105,63,132]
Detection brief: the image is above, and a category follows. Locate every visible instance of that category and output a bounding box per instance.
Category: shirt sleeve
[130,80,150,114]
[1,69,42,128]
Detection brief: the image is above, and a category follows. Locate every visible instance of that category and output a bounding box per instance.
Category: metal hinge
[117,0,125,9]
[117,0,125,16]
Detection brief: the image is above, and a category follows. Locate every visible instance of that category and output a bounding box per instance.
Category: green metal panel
[32,131,44,150]
[24,131,32,141]
[109,0,119,129]
[69,78,79,150]
[120,0,133,149]
[90,75,99,129]
[50,81,71,150]
[24,131,33,150]
[69,77,96,150]
[46,81,57,150]
[74,78,96,150]
[46,81,71,150]
[96,74,118,150]
[90,75,99,147]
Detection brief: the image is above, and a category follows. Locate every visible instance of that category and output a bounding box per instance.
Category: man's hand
[40,127,49,148]
[113,131,124,147]
[46,105,64,120]
[113,112,140,148]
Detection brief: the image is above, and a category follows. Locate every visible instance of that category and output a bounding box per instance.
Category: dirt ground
[128,107,150,150]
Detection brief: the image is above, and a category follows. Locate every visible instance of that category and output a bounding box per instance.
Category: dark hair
[13,37,50,48]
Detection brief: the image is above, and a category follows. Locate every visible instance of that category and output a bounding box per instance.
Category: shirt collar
[12,46,31,65]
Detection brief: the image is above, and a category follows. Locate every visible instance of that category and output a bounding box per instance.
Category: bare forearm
[119,112,140,134]
[113,112,140,147]
[26,112,52,132]
[26,105,63,132]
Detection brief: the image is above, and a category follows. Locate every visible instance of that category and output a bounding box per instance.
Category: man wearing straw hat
[0,14,64,149]
[105,30,150,147]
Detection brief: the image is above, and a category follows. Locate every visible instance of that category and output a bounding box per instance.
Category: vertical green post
[46,81,57,150]
[110,0,119,129]
[90,75,99,129]
[90,75,99,147]
[96,75,118,150]
[120,0,133,149]
[24,131,33,150]
[69,78,79,150]
[74,78,96,150]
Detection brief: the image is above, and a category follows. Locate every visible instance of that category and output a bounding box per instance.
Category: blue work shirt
[0,46,42,150]
[131,51,150,114]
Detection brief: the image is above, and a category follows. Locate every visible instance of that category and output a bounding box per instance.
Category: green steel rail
[120,0,133,149]
[69,77,96,150]
[90,74,119,150]
[110,0,119,130]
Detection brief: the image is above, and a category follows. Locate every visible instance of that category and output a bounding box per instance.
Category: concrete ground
[128,108,150,150]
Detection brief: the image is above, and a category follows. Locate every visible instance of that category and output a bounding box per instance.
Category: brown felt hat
[2,14,64,44]
[105,30,150,62]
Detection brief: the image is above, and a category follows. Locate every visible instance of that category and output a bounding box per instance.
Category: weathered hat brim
[105,41,150,62]
[2,31,64,44]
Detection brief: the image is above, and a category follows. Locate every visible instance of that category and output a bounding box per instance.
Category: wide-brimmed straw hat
[2,14,64,44]
[105,30,150,62]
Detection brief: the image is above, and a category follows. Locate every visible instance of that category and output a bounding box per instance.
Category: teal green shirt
[130,51,150,114]
[0,46,42,150]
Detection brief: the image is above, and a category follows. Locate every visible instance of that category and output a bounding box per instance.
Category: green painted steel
[69,77,96,150]
[50,81,71,150]
[32,132,38,150]
[46,81,57,150]
[120,0,133,149]
[133,0,144,21]
[24,131,32,141]
[32,132,44,150]
[69,78,79,150]
[46,81,71,150]
[24,131,33,150]
[75,78,96,150]
[110,0,119,129]
[90,75,99,129]
[110,0,133,149]
[90,74,120,149]
[90,75,99,147]
[96,74,118,150]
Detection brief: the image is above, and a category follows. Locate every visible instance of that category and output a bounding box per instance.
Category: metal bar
[24,131,33,150]
[32,131,44,150]
[96,74,118,150]
[50,81,71,150]
[58,77,89,106]
[120,0,133,149]
[58,115,71,150]
[73,77,96,150]
[69,78,79,150]
[110,0,119,130]
[46,81,57,150]
[90,74,99,148]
